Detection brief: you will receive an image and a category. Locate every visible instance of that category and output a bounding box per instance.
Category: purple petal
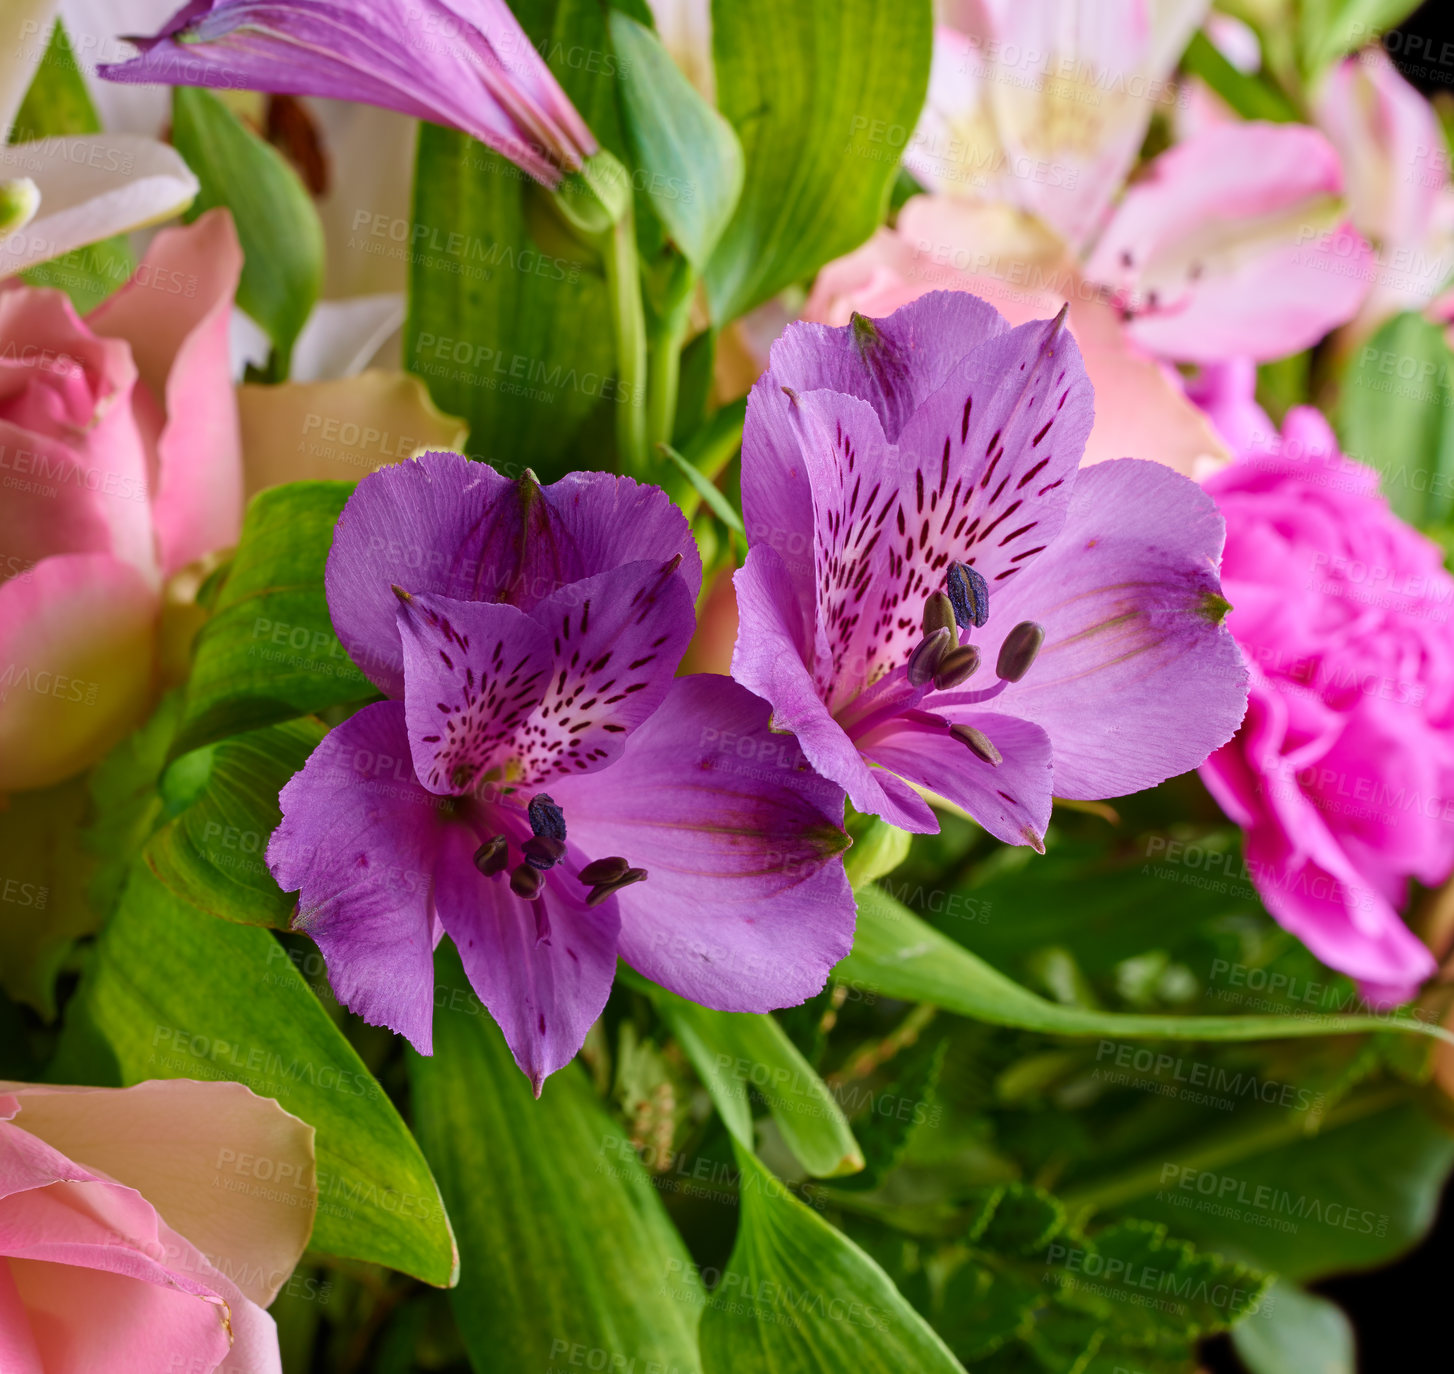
[857,711,1054,851]
[762,290,1012,442]
[268,701,445,1054]
[327,454,700,698]
[433,827,619,1093]
[394,591,552,795]
[549,676,857,1012]
[732,545,936,831]
[942,459,1248,799]
[518,559,698,782]
[100,0,596,185]
[742,293,1011,604]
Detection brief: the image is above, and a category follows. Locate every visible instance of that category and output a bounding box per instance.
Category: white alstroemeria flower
[0,0,196,279]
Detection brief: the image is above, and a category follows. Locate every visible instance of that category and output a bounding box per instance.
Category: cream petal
[0,135,196,279]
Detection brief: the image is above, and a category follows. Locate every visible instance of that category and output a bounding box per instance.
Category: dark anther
[578,855,631,886]
[527,793,567,842]
[522,835,567,871]
[509,863,543,900]
[946,561,989,629]
[922,592,956,639]
[950,723,1002,766]
[585,867,647,908]
[473,835,509,876]
[934,644,981,691]
[906,627,950,687]
[996,621,1045,683]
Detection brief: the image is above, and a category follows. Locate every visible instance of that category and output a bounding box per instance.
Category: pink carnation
[1199,394,1452,1002]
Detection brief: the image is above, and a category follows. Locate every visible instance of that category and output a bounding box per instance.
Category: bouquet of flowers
[3,0,1453,1368]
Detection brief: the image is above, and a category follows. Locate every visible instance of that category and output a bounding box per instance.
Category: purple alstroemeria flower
[731,291,1249,850]
[99,1,597,186]
[269,452,853,1089]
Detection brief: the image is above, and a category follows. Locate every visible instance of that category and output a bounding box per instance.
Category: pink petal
[2,1081,315,1308]
[0,553,156,792]
[88,208,243,576]
[1085,122,1374,361]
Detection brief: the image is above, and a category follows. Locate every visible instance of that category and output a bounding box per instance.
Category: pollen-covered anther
[996,621,1046,683]
[578,855,631,886]
[906,627,951,687]
[585,867,647,908]
[509,862,544,900]
[527,793,567,841]
[933,645,981,691]
[922,592,957,639]
[946,561,990,630]
[473,835,509,876]
[950,724,1002,766]
[522,835,567,871]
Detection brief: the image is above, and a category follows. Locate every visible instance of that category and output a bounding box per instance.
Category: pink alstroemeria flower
[269,452,855,1090]
[731,292,1248,849]
[0,209,242,793]
[0,1079,316,1374]
[902,1,1373,364]
[99,0,598,187]
[1314,47,1454,338]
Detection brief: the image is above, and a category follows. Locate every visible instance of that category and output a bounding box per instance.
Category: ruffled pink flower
[0,1078,316,1373]
[1197,386,1452,1002]
[0,208,242,793]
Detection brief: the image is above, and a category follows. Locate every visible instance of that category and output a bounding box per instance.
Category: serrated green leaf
[176,482,375,755]
[979,1183,1068,1257]
[171,86,323,376]
[700,1145,963,1373]
[145,719,324,926]
[938,1257,1038,1360]
[55,862,457,1285]
[410,943,702,1373]
[610,11,743,267]
[703,0,932,322]
[833,1036,945,1190]
[840,885,1453,1046]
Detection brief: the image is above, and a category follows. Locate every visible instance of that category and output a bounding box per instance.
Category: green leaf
[1111,1100,1454,1280]
[839,885,1454,1046]
[145,719,324,926]
[1233,1279,1354,1374]
[406,122,617,482]
[704,0,932,322]
[0,777,98,1017]
[660,442,745,535]
[410,944,702,1373]
[1179,31,1299,123]
[176,482,375,755]
[833,1036,945,1190]
[13,20,132,312]
[171,86,324,376]
[1336,310,1454,529]
[60,862,457,1285]
[1297,0,1426,77]
[609,11,744,267]
[651,982,864,1178]
[700,1145,963,1373]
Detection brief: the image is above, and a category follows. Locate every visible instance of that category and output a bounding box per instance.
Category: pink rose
[1199,401,1452,1002]
[0,1078,316,1372]
[0,208,242,793]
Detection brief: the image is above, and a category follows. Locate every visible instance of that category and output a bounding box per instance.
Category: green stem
[1057,1084,1408,1219]
[603,208,649,476]
[647,258,697,452]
